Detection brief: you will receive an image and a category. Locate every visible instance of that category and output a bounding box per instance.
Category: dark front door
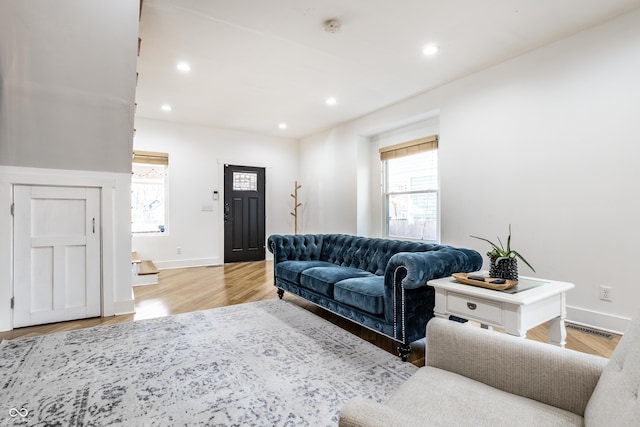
[223,164,266,263]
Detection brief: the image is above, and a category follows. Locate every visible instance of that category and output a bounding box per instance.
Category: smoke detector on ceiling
[323,19,341,33]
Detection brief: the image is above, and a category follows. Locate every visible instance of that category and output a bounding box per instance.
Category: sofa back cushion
[319,234,442,275]
[269,234,324,263]
[584,310,640,426]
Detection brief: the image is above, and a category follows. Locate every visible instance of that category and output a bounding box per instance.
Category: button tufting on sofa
[268,233,482,361]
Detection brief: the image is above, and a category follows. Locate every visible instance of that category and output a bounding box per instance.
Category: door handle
[92,218,95,234]
[224,203,230,222]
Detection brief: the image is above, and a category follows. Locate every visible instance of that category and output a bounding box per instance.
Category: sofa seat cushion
[300,267,376,297]
[334,276,385,315]
[275,260,336,283]
[381,367,583,427]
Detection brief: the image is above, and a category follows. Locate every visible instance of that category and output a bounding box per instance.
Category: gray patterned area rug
[1,299,417,426]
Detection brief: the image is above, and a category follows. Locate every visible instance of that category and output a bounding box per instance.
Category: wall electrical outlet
[176,246,182,255]
[599,285,612,302]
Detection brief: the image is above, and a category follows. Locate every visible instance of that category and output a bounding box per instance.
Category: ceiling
[135,0,640,139]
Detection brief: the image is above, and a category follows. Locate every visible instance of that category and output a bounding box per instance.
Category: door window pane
[233,172,258,191]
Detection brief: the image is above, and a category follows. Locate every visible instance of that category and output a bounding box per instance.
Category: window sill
[132,232,168,237]
[386,235,439,244]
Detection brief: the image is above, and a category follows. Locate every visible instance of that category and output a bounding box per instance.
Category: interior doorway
[223,164,266,263]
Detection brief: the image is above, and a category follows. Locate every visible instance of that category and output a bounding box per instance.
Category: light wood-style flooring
[0,261,620,367]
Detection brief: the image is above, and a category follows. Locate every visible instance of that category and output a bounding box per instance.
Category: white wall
[0,0,138,173]
[0,1,139,331]
[298,129,356,234]
[299,9,640,331]
[132,118,299,268]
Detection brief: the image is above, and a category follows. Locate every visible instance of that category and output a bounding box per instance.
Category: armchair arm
[339,397,421,427]
[426,318,607,416]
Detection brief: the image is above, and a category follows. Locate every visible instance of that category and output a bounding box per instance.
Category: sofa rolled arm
[386,247,482,290]
[267,234,324,263]
[426,318,607,416]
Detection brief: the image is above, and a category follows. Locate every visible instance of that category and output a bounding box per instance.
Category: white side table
[428,274,575,346]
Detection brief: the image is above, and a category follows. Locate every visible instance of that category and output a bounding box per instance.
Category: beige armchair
[340,312,640,427]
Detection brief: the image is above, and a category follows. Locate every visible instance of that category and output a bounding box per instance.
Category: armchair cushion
[342,367,583,427]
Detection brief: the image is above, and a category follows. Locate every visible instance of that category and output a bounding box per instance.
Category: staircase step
[139,260,159,275]
[132,251,141,264]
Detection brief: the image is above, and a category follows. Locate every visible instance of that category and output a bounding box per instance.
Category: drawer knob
[467,302,477,310]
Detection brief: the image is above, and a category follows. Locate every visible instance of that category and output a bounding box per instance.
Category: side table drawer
[446,292,503,325]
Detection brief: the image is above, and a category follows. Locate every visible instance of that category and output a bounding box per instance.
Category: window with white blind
[131,151,168,234]
[381,136,439,242]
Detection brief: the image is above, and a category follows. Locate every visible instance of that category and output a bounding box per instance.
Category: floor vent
[566,323,614,340]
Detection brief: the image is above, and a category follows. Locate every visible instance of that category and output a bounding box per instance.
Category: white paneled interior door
[13,185,101,328]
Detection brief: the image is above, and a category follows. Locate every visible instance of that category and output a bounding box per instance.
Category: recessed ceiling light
[176,62,191,72]
[278,123,287,129]
[326,97,337,106]
[161,104,172,111]
[422,44,438,56]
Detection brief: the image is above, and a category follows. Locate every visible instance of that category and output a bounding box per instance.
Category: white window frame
[131,151,169,236]
[381,136,440,243]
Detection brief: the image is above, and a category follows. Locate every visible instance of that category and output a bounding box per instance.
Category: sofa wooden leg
[398,343,411,362]
[277,288,285,299]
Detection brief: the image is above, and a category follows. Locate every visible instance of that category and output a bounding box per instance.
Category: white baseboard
[112,300,135,316]
[566,305,631,335]
[154,257,222,270]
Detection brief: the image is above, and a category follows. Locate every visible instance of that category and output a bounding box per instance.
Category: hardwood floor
[0,261,620,367]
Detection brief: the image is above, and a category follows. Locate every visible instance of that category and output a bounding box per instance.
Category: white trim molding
[0,166,134,331]
[154,257,222,270]
[566,305,631,336]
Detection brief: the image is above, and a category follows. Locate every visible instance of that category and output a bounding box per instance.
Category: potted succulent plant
[470,225,535,280]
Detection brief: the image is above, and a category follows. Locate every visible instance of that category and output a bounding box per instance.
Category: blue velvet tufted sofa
[267,234,482,360]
